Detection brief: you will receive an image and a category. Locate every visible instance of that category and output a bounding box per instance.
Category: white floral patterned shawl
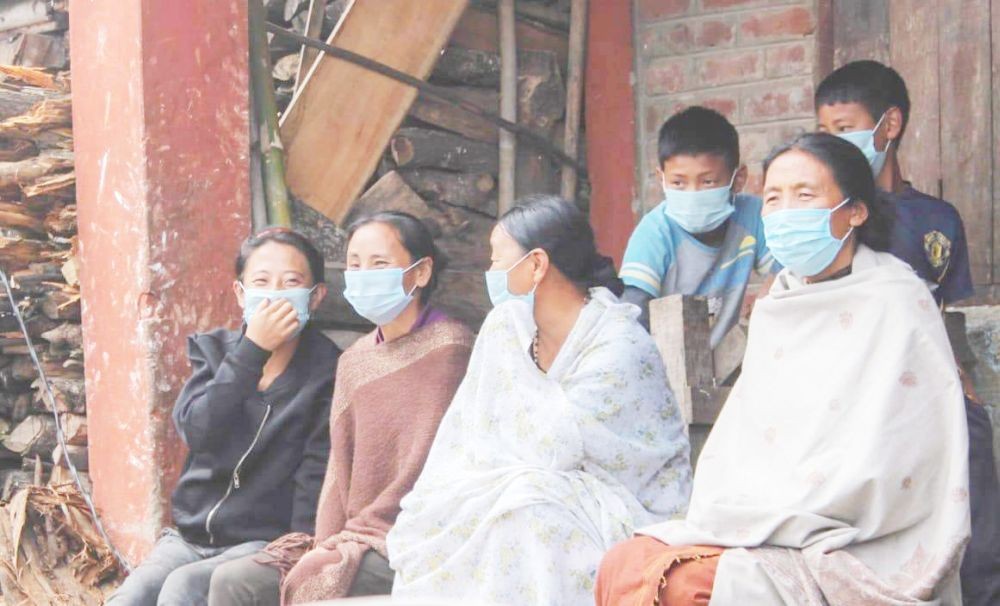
[640,246,971,605]
[387,288,692,606]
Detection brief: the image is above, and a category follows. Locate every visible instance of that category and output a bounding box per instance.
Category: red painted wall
[586,0,638,265]
[70,0,251,563]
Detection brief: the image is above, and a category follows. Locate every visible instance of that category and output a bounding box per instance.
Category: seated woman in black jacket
[107,227,341,606]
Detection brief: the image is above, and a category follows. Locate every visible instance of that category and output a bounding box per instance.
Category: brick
[637,0,692,22]
[645,92,740,134]
[640,17,734,57]
[700,0,790,11]
[739,6,815,45]
[740,80,814,122]
[696,49,763,88]
[695,18,735,48]
[764,42,813,78]
[738,120,812,164]
[644,56,691,95]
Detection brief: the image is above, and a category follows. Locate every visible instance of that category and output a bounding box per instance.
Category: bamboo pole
[294,0,328,94]
[498,0,517,216]
[248,88,268,232]
[560,0,587,200]
[248,0,293,226]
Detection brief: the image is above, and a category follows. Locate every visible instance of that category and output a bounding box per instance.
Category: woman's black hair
[498,194,624,296]
[235,226,325,284]
[345,211,445,304]
[763,132,893,252]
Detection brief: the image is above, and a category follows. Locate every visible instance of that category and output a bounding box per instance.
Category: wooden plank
[409,86,499,143]
[648,295,713,426]
[890,1,941,196]
[831,0,889,67]
[939,0,993,285]
[451,6,569,68]
[279,0,469,224]
[993,0,1000,287]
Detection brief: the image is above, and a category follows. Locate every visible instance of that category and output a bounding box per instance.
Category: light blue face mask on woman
[763,197,854,277]
[343,259,423,326]
[837,112,890,177]
[241,284,316,332]
[661,171,737,234]
[484,251,537,307]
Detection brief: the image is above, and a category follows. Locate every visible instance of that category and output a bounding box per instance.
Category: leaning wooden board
[280,0,469,224]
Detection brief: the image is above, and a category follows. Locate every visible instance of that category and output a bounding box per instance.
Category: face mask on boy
[240,284,317,333]
[762,197,854,277]
[484,251,537,308]
[343,260,424,326]
[661,171,737,234]
[837,112,890,177]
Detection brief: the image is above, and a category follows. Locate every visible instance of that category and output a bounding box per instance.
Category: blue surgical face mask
[661,171,737,234]
[485,251,537,308]
[763,197,855,277]
[343,259,423,326]
[836,112,890,178]
[240,283,317,333]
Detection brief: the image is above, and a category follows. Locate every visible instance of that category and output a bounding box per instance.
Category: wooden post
[497,0,517,215]
[649,295,730,466]
[294,0,328,93]
[560,0,586,200]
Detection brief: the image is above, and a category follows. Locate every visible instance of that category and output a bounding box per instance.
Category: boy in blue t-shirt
[816,60,998,606]
[620,106,776,348]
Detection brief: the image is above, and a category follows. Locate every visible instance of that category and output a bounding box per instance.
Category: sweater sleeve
[289,378,334,534]
[172,334,271,451]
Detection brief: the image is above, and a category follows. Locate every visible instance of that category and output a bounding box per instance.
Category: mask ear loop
[831,197,856,242]
[507,249,542,296]
[872,112,893,154]
[401,257,429,297]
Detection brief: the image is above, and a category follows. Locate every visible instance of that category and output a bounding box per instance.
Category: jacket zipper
[205,404,272,545]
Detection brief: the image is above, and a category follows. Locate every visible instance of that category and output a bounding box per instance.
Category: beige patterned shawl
[640,246,970,605]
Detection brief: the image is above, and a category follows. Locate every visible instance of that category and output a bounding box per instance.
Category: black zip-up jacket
[170,325,340,547]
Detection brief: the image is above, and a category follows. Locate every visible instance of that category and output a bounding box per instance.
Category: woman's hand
[245,298,300,351]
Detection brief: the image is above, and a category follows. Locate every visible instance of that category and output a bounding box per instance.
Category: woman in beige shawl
[207,212,473,606]
[595,133,970,605]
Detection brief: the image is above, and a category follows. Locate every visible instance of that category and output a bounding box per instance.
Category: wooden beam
[939,0,993,285]
[280,0,469,224]
[294,0,328,93]
[831,0,889,67]
[585,0,635,264]
[497,0,517,216]
[451,6,569,68]
[993,0,1000,286]
[890,0,941,197]
[560,0,586,200]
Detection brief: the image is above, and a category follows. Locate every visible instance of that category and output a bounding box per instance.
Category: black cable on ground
[265,22,589,177]
[0,267,132,573]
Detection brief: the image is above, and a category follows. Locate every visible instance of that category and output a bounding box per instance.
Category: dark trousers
[960,398,1000,606]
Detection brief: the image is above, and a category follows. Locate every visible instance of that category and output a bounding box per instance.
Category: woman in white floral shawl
[387,195,692,606]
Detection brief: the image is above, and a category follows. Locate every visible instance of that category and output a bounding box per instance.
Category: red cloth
[595,536,722,606]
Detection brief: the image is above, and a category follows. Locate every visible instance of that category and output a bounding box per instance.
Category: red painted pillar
[70,0,251,563]
[586,0,638,265]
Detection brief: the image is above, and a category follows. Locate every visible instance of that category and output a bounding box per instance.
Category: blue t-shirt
[620,194,776,347]
[887,186,973,305]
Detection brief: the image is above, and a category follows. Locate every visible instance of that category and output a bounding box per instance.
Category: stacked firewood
[0,66,85,499]
[266,0,579,330]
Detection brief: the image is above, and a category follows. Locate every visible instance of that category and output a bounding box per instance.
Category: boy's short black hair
[815,60,911,140]
[658,106,740,171]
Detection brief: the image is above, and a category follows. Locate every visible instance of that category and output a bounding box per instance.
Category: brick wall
[633,0,820,212]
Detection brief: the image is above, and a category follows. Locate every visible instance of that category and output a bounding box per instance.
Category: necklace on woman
[531,332,541,368]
